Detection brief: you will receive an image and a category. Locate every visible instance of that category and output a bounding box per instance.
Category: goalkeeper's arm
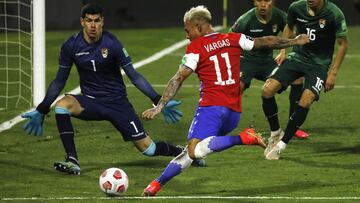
[36,66,71,114]
[122,63,161,105]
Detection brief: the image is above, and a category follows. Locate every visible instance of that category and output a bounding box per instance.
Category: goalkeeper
[21,3,203,175]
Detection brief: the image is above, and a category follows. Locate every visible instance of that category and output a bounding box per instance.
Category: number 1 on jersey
[209,52,235,86]
[90,60,97,72]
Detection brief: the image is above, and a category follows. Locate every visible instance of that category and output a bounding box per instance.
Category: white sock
[194,136,215,159]
[271,128,282,137]
[277,140,287,150]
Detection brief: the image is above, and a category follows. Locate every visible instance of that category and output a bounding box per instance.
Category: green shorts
[271,59,328,100]
[240,59,278,89]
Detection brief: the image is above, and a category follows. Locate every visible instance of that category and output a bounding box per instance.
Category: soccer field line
[0,26,223,133]
[126,84,360,89]
[2,196,360,201]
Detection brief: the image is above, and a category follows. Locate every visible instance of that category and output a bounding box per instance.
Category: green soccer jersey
[231,6,287,62]
[287,0,348,69]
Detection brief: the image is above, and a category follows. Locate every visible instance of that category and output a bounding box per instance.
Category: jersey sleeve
[239,34,254,51]
[287,3,296,29]
[230,14,247,33]
[181,43,200,71]
[112,37,132,68]
[334,9,348,37]
[279,9,288,31]
[59,39,74,68]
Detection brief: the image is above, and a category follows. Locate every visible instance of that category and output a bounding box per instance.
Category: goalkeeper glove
[21,110,44,136]
[162,100,183,124]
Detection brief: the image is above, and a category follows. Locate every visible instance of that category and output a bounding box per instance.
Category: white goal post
[32,0,45,106]
[0,0,45,110]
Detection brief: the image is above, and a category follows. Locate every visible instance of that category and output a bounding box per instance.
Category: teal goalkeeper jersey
[287,0,348,69]
[231,6,287,62]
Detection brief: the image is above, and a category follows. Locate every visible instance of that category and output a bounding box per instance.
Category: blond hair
[183,5,212,24]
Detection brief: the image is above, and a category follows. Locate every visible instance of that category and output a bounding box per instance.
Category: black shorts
[271,59,328,101]
[71,94,147,141]
[240,59,278,89]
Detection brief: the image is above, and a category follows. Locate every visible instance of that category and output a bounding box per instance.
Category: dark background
[1,0,359,31]
[46,0,359,29]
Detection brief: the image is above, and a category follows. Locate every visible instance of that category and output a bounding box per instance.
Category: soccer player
[263,0,348,160]
[141,5,309,196]
[230,0,309,140]
[21,3,191,175]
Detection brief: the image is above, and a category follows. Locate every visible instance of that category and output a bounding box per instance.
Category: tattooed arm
[142,64,193,119]
[253,34,309,50]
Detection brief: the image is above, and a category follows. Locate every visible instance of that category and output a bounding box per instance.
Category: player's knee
[142,141,156,156]
[262,86,275,98]
[187,143,197,159]
[55,96,74,110]
[298,90,315,108]
[262,80,277,98]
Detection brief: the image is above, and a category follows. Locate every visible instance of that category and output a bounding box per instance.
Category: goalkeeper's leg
[134,136,183,157]
[53,95,83,175]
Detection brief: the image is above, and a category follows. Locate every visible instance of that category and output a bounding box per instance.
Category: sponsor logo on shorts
[132,132,145,138]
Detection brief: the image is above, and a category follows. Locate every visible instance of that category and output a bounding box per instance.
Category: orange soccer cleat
[143,180,161,197]
[239,127,267,148]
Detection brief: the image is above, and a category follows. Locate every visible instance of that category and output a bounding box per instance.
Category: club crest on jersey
[101,48,108,58]
[319,19,326,29]
[272,24,278,33]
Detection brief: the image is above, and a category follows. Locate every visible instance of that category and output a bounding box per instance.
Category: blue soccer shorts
[71,94,147,141]
[187,106,241,141]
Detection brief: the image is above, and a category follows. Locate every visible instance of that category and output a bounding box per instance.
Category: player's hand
[274,49,286,65]
[21,110,44,136]
[142,106,162,120]
[295,34,310,45]
[325,73,336,92]
[161,100,183,124]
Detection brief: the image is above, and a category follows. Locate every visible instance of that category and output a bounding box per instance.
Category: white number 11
[209,52,235,86]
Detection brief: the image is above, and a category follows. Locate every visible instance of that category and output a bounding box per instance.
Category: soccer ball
[99,167,129,196]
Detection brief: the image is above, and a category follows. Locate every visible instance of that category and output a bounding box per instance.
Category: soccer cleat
[295,129,309,139]
[267,129,284,150]
[54,159,81,175]
[264,141,286,160]
[192,158,206,167]
[143,180,161,197]
[239,127,267,148]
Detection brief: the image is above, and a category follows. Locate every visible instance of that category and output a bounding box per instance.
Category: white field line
[345,54,360,58]
[0,27,222,133]
[2,196,360,201]
[128,84,360,89]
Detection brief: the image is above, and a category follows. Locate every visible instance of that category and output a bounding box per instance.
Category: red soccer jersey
[182,32,254,112]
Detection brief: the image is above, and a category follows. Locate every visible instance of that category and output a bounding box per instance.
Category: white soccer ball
[99,167,129,196]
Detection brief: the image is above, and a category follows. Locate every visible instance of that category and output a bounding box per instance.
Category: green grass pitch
[0,27,360,202]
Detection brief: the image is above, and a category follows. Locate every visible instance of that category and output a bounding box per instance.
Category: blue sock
[156,162,182,186]
[208,135,242,152]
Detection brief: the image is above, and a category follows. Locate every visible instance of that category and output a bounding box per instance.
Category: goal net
[0,0,44,111]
